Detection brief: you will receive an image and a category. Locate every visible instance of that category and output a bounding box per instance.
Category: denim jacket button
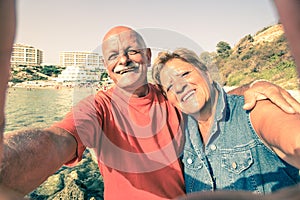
[210,144,217,151]
[187,158,193,164]
[232,162,237,169]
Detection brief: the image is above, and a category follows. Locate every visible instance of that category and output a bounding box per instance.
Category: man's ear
[146,48,152,66]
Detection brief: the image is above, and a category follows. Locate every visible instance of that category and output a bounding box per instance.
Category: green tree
[216,41,232,58]
[200,51,214,65]
[100,71,108,81]
[41,65,60,76]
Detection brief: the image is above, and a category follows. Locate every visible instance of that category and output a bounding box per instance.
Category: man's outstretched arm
[273,0,300,78]
[0,126,77,198]
[0,0,16,160]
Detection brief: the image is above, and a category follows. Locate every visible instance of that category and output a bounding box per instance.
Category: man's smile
[114,65,139,75]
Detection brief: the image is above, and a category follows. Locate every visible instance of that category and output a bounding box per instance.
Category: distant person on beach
[152,48,300,196]
[274,0,300,80]
[1,25,300,200]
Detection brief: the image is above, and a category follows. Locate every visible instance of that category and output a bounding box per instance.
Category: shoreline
[9,80,102,90]
[8,82,300,102]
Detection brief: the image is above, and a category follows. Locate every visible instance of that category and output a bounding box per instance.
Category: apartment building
[11,43,43,68]
[59,51,105,70]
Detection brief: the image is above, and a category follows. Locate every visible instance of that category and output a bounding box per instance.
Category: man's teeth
[119,68,134,74]
[115,66,137,74]
[182,90,195,102]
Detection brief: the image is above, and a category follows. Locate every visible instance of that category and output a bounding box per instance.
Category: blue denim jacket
[182,83,300,194]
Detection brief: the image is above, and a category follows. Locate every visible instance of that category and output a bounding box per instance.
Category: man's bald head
[102,26,147,51]
[103,26,133,42]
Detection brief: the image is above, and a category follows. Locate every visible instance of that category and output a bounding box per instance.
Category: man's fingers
[243,90,260,110]
[243,80,299,113]
[242,86,297,113]
[264,88,295,114]
[243,101,256,111]
[283,91,300,113]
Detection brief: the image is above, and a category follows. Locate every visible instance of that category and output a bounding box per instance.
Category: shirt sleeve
[53,95,102,166]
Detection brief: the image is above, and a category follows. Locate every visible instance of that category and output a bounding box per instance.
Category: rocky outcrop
[27,150,104,200]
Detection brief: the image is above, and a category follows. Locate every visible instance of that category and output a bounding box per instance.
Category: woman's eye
[166,84,173,92]
[182,71,190,77]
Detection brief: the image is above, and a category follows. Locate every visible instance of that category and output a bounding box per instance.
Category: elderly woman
[152,48,300,195]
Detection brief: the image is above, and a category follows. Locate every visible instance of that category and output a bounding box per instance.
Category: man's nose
[118,53,130,65]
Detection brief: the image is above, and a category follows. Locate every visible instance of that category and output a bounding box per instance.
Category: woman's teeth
[182,90,195,102]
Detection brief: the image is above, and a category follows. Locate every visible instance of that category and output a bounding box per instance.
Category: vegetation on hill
[200,24,299,90]
[10,65,64,83]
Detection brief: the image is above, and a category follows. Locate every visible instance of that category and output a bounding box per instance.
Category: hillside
[10,65,63,83]
[204,24,299,90]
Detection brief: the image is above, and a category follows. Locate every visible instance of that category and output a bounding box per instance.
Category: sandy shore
[9,83,300,102]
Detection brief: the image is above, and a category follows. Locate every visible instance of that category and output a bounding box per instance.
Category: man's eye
[127,49,140,55]
[108,53,118,61]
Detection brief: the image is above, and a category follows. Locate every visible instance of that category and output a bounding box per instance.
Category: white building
[59,51,105,71]
[55,66,100,83]
[11,44,43,68]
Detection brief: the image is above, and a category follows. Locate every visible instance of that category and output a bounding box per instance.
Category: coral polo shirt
[54,84,185,199]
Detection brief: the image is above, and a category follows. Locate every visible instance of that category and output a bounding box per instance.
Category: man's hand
[0,186,26,200]
[265,184,300,200]
[243,80,300,114]
[176,184,300,200]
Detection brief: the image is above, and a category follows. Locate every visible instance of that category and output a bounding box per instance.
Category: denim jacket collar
[185,82,227,149]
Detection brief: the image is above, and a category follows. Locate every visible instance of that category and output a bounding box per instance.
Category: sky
[15,0,280,65]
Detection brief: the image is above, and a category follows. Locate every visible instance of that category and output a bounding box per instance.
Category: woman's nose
[173,78,186,94]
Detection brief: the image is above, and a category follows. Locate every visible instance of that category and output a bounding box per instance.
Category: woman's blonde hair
[152,48,208,86]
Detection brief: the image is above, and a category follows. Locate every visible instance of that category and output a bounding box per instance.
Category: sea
[4,87,98,133]
[4,87,300,133]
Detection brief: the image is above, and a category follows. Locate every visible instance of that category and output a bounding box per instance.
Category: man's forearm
[0,127,77,195]
[274,0,300,79]
[0,120,3,164]
[0,185,25,200]
[0,0,16,123]
[0,0,17,166]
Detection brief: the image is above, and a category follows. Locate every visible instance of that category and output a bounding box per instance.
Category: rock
[27,149,104,200]
[51,180,85,200]
[30,174,64,197]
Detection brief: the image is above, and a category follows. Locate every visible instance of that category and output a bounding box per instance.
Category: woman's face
[159,58,213,115]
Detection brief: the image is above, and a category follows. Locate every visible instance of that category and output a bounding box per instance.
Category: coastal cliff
[27,150,104,200]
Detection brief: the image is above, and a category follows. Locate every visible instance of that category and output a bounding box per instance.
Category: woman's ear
[205,71,214,84]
